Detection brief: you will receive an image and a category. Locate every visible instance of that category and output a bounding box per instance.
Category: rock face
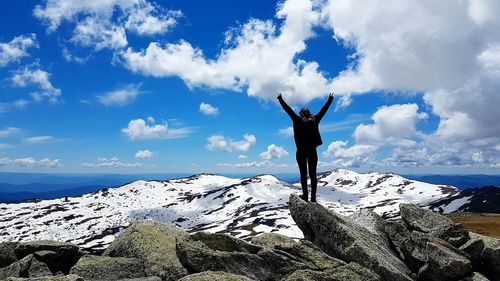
[289,194,413,281]
[284,262,381,281]
[176,232,311,281]
[70,255,146,280]
[14,240,82,274]
[0,242,18,268]
[178,271,256,281]
[468,232,500,281]
[103,221,188,281]
[251,233,346,271]
[400,203,469,247]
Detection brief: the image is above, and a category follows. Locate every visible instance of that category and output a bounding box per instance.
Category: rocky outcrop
[251,233,346,271]
[14,240,82,274]
[2,195,499,281]
[70,255,146,280]
[284,262,380,281]
[0,242,18,268]
[176,232,311,281]
[289,194,413,281]
[467,232,500,281]
[178,271,255,281]
[103,221,188,281]
[400,203,469,247]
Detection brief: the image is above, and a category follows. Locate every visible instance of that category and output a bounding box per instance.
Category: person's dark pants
[296,146,318,201]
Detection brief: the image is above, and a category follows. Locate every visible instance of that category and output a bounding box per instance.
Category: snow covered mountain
[0,169,460,252]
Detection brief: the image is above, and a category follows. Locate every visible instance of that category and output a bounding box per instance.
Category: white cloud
[238,154,247,159]
[0,34,38,67]
[353,104,426,144]
[34,0,181,50]
[97,84,141,106]
[206,134,256,152]
[121,117,191,140]
[0,127,21,138]
[199,102,219,116]
[217,160,288,168]
[323,0,500,143]
[322,140,377,167]
[0,157,61,167]
[259,144,289,160]
[135,149,156,159]
[81,157,143,168]
[23,136,54,144]
[278,127,294,138]
[121,0,334,104]
[12,65,62,103]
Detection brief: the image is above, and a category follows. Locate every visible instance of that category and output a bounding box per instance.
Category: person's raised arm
[315,93,334,123]
[277,93,298,120]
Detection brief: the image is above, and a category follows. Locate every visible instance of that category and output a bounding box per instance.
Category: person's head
[300,107,311,119]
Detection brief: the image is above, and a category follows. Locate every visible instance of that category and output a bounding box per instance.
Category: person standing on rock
[277,93,334,202]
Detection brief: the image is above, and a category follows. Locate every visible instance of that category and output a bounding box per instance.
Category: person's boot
[299,193,308,201]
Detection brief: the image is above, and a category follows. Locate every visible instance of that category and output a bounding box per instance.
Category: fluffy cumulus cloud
[206,134,256,152]
[322,141,378,167]
[81,157,143,168]
[354,104,427,145]
[199,102,219,116]
[217,160,288,169]
[278,127,294,138]
[0,157,61,167]
[135,149,156,159]
[259,144,289,160]
[0,34,38,67]
[121,0,334,104]
[97,84,141,106]
[122,117,192,140]
[11,65,62,103]
[324,0,500,143]
[34,0,182,50]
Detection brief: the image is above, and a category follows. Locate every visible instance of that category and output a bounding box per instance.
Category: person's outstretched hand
[277,93,282,99]
[329,92,335,99]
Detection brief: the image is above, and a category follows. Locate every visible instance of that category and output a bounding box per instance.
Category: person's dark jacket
[278,95,333,150]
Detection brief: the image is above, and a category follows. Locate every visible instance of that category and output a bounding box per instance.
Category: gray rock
[384,220,411,260]
[0,242,18,268]
[468,232,500,281]
[176,232,311,281]
[103,220,188,281]
[251,233,346,270]
[418,236,472,281]
[459,272,491,281]
[178,271,256,281]
[400,203,469,247]
[70,255,145,280]
[5,274,84,281]
[284,262,380,281]
[14,240,81,274]
[460,235,485,270]
[0,254,52,279]
[27,257,52,278]
[289,194,413,281]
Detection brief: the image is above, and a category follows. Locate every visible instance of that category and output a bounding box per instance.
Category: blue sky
[0,0,499,174]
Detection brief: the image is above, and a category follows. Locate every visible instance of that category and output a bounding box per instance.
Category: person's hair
[299,107,311,118]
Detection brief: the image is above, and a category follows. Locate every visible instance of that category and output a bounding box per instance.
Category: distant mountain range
[404,174,500,189]
[2,169,483,252]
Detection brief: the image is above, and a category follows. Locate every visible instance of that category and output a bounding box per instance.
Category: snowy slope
[0,169,459,252]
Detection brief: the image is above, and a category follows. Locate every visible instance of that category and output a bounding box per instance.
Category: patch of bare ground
[447,212,500,238]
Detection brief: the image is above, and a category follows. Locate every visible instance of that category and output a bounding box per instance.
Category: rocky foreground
[1,194,499,281]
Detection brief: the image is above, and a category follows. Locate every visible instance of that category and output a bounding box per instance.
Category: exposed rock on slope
[2,194,499,281]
